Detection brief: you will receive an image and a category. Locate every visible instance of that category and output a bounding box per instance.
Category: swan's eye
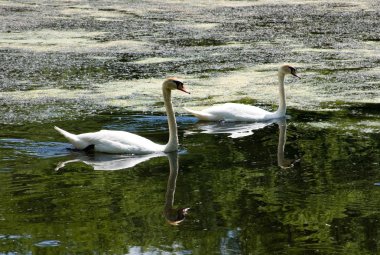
[173,80,184,89]
[289,67,300,78]
[174,80,190,94]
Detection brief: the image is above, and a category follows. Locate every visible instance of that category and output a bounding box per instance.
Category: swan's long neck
[275,72,286,117]
[163,88,178,152]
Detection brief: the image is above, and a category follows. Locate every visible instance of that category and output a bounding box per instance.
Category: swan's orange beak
[178,84,190,94]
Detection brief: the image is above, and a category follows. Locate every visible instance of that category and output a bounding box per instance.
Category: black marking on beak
[290,67,300,78]
[174,80,190,94]
[173,80,184,88]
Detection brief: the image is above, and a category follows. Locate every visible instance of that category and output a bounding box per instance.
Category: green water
[0,109,379,254]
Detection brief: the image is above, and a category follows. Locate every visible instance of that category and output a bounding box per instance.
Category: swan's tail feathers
[184,107,215,121]
[54,126,88,150]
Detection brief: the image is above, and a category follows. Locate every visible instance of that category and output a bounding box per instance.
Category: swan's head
[163,78,190,94]
[279,65,300,78]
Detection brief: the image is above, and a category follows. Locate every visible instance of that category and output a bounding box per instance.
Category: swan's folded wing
[92,138,146,154]
[204,103,270,121]
[184,107,219,121]
[77,130,163,154]
[89,137,160,154]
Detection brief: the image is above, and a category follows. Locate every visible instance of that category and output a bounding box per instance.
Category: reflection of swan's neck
[277,120,286,167]
[164,152,188,226]
[275,72,286,117]
[165,152,178,209]
[163,88,178,152]
[164,152,188,225]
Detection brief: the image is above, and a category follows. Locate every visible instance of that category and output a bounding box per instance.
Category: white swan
[55,78,189,154]
[184,65,300,121]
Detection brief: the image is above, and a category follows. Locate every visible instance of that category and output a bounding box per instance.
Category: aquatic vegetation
[232,97,257,105]
[0,0,380,254]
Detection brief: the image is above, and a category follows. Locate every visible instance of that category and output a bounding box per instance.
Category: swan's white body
[54,127,165,154]
[185,103,284,122]
[55,78,189,154]
[184,65,299,122]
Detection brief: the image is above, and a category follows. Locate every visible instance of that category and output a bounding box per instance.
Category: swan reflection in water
[275,119,300,169]
[164,152,190,225]
[189,120,273,138]
[55,152,166,171]
[55,151,189,225]
[187,118,299,168]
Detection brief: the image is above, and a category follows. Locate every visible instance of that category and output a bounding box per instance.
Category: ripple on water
[0,234,32,240]
[104,114,197,133]
[34,240,61,247]
[0,138,70,158]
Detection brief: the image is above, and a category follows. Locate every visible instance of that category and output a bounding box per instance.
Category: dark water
[1,0,380,254]
[1,110,379,254]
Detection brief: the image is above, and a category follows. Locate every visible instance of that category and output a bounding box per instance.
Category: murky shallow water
[1,0,380,254]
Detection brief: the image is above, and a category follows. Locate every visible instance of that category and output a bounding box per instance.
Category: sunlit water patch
[133,57,178,64]
[178,22,220,30]
[0,30,105,52]
[0,30,153,53]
